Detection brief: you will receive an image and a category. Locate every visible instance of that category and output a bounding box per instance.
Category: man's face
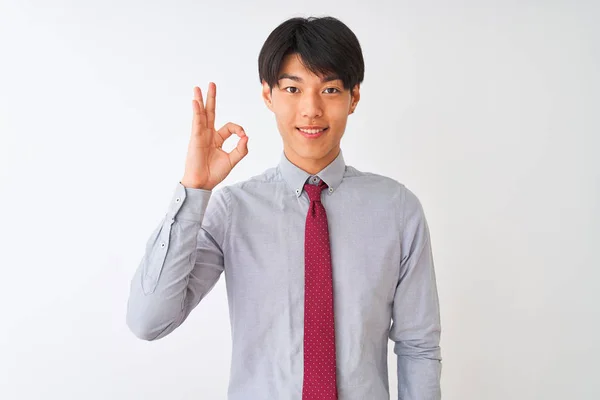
[262,53,360,172]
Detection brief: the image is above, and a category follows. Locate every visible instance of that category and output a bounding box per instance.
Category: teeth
[298,128,325,134]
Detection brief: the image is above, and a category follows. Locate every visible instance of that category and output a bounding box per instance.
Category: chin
[292,145,333,160]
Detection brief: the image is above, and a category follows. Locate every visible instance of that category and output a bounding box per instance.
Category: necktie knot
[304,181,328,202]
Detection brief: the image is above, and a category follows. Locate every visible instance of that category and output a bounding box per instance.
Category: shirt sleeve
[126,181,229,341]
[389,186,442,399]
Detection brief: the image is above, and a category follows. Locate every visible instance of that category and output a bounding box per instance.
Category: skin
[181,53,360,190]
[262,53,361,175]
[181,83,249,190]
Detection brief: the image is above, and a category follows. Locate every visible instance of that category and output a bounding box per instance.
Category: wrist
[181,178,212,190]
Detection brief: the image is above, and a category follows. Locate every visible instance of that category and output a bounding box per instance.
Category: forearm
[126,182,215,340]
[393,234,442,399]
[396,341,442,399]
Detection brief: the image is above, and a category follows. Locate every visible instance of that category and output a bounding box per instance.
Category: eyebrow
[277,73,341,83]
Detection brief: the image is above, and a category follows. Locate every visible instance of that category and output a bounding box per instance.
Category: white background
[1,0,599,399]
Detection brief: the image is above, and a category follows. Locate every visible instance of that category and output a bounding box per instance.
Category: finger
[192,87,207,133]
[205,82,216,130]
[228,135,249,167]
[194,86,206,112]
[215,122,246,146]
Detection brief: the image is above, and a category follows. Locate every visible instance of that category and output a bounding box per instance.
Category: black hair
[258,16,365,91]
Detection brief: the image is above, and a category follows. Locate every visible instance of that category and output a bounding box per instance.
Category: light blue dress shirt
[126,149,442,399]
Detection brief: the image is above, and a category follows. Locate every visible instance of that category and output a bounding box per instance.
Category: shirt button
[296,189,300,194]
[329,188,333,193]
[312,177,318,183]
[175,197,181,202]
[160,242,166,248]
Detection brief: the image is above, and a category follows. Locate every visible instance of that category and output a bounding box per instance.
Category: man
[126,16,442,400]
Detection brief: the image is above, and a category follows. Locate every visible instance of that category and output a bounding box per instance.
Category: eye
[323,87,341,94]
[285,87,299,94]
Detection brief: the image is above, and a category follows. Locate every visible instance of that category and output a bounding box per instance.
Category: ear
[262,80,274,112]
[348,84,360,115]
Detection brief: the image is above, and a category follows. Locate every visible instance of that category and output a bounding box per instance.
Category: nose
[300,91,323,120]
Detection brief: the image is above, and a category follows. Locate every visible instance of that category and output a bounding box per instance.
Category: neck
[284,147,340,175]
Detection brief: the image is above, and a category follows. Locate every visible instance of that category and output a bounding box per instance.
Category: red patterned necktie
[302,180,338,400]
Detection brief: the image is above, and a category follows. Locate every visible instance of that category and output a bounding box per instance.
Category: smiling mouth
[296,127,328,135]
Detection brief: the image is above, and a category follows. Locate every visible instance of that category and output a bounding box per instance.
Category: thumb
[228,135,249,167]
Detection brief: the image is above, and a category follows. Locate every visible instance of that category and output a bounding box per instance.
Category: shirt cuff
[167,181,212,222]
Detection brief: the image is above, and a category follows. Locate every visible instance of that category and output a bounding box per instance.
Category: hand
[181,83,249,190]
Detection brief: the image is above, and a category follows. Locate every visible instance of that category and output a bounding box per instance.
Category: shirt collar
[278,149,346,198]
